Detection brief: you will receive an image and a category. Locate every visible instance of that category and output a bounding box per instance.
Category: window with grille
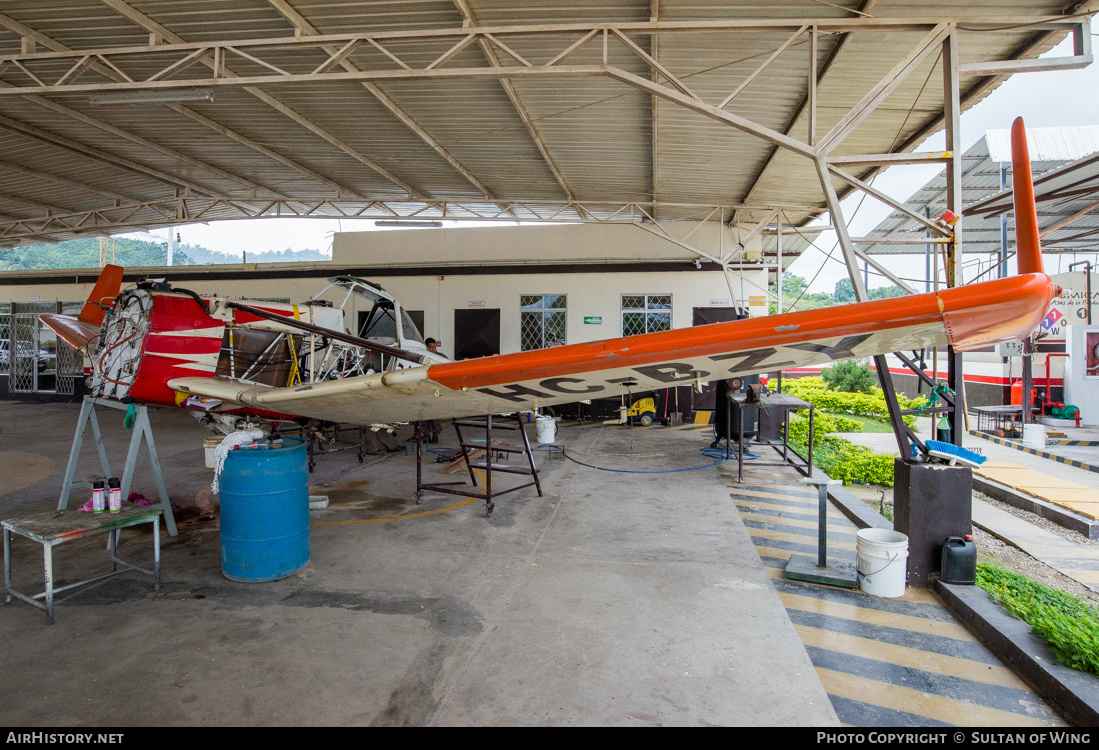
[520,295,566,350]
[622,294,671,336]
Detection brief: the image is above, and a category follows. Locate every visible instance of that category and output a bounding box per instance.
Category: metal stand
[57,396,177,537]
[783,477,858,588]
[726,393,814,483]
[416,414,543,516]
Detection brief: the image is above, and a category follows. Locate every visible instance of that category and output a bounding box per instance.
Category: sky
[126,22,1099,291]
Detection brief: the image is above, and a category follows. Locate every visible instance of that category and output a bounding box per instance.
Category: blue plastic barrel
[219,437,309,582]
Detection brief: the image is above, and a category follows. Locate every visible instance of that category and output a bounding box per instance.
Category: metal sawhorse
[57,396,177,537]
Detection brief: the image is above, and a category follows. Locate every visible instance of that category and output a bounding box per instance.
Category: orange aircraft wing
[169,117,1054,426]
[167,270,1052,426]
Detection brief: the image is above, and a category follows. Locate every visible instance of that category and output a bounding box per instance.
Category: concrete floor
[0,401,837,726]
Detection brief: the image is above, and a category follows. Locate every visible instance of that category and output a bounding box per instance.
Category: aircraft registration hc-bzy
[42,118,1056,436]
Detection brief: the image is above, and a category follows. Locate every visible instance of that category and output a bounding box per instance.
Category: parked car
[0,339,50,371]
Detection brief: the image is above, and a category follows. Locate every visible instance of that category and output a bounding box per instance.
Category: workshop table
[3,506,162,625]
[723,392,815,483]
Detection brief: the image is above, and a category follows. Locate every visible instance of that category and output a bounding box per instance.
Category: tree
[869,285,906,301]
[822,359,877,394]
[765,274,910,316]
[779,272,808,300]
[834,277,856,304]
[833,279,907,304]
[769,272,836,313]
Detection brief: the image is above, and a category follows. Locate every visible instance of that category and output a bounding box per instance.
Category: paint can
[91,479,106,513]
[107,477,122,513]
[856,528,908,597]
[219,437,309,582]
[536,415,557,444]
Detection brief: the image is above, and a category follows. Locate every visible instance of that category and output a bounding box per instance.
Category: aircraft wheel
[640,412,654,427]
[358,454,364,463]
[308,460,316,473]
[486,502,495,517]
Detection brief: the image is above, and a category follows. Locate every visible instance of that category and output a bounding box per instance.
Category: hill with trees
[0,236,330,271]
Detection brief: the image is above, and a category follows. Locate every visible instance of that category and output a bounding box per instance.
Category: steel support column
[942,28,965,446]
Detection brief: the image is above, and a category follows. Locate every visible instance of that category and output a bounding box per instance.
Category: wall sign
[709,299,730,306]
[468,300,485,308]
[1048,272,1099,337]
[584,316,602,325]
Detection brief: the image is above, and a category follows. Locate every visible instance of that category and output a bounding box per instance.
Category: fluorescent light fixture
[374,220,443,228]
[90,88,214,106]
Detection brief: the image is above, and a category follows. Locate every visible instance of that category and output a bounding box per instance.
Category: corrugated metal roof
[0,0,1089,259]
[864,129,1099,256]
[986,126,1099,163]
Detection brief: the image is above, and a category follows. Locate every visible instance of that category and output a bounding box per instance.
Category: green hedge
[783,376,924,428]
[787,412,861,444]
[809,435,897,486]
[977,563,1099,675]
[783,376,906,486]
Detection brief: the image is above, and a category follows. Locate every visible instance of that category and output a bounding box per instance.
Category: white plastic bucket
[856,528,909,598]
[535,415,557,444]
[204,436,222,469]
[1022,424,1047,449]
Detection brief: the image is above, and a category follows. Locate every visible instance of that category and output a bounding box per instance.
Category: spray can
[108,477,122,513]
[91,479,106,513]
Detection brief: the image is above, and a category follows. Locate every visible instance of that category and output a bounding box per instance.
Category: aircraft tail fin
[79,263,123,326]
[1011,117,1044,276]
[39,264,123,350]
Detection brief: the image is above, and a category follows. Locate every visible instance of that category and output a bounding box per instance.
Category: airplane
[39,118,1054,449]
[43,271,450,437]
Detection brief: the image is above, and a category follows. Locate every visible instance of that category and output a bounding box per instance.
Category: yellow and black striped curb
[729,476,1064,727]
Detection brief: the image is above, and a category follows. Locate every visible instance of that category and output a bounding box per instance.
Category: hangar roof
[0,1,1093,258]
[862,125,1099,257]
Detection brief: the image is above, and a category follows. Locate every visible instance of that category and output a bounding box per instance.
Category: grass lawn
[822,410,893,433]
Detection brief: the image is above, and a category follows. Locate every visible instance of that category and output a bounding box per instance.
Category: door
[692,307,748,410]
[454,309,500,360]
[8,313,38,393]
